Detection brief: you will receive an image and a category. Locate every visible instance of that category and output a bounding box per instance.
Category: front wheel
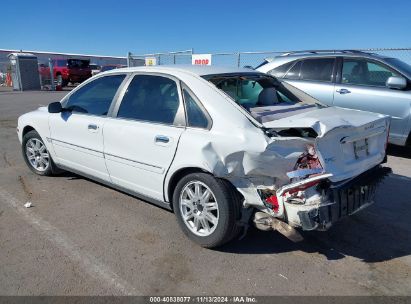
[172,172,242,248]
[22,130,59,176]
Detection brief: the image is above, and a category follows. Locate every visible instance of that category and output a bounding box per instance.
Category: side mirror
[48,102,63,113]
[386,76,407,90]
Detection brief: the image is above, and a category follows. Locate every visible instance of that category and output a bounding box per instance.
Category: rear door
[333,57,411,145]
[282,57,336,106]
[103,73,185,201]
[49,74,126,181]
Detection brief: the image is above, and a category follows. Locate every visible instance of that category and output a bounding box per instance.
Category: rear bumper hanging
[297,166,391,231]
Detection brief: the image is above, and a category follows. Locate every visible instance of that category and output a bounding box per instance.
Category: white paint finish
[0,188,138,296]
[49,112,110,182]
[17,65,390,230]
[103,117,184,200]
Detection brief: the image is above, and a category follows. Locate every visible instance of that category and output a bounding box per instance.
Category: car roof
[256,51,394,72]
[104,65,258,77]
[268,51,390,61]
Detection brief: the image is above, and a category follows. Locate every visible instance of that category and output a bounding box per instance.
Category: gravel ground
[0,90,410,296]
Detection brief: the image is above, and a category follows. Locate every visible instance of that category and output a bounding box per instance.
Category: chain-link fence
[128,48,411,69]
[128,49,193,67]
[0,49,128,90]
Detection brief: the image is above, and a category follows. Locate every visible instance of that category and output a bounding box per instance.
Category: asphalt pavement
[0,90,410,295]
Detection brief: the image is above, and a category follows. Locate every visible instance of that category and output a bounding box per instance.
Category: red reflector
[265,195,279,213]
[285,180,320,195]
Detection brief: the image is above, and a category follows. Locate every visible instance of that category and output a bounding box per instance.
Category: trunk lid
[262,106,390,182]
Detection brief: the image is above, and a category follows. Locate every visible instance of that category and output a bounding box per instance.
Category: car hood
[260,105,387,137]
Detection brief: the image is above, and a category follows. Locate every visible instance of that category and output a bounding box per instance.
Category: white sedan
[17,66,390,247]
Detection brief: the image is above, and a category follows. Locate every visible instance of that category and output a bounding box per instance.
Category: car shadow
[59,169,411,263]
[219,173,411,263]
[387,144,411,159]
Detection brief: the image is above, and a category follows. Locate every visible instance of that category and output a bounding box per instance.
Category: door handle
[336,88,351,94]
[155,135,170,143]
[88,124,99,130]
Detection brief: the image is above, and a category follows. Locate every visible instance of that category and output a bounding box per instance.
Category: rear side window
[284,61,302,80]
[117,75,181,125]
[299,58,335,82]
[65,74,126,115]
[268,61,294,78]
[183,88,209,129]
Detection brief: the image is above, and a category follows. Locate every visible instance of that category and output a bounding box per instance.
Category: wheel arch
[166,167,211,209]
[22,125,35,137]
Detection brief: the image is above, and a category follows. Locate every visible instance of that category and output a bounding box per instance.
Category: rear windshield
[204,73,321,108]
[67,59,90,68]
[204,73,323,123]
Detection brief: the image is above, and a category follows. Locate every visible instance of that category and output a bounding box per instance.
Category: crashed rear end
[258,106,391,231]
[205,73,391,233]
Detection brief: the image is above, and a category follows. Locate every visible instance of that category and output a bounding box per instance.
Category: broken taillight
[294,144,322,171]
[284,180,321,195]
[265,195,279,213]
[258,189,280,213]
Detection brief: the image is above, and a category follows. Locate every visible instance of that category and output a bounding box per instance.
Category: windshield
[204,73,323,124]
[385,58,411,77]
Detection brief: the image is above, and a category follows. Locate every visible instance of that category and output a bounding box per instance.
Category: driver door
[49,74,126,181]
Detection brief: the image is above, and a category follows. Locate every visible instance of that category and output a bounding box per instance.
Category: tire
[172,172,242,248]
[22,130,59,176]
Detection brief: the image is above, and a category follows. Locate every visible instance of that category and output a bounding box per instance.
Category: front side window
[300,58,334,82]
[65,74,126,115]
[117,75,180,125]
[342,58,399,87]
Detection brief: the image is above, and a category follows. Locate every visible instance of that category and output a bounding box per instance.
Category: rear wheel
[172,172,242,248]
[22,130,59,176]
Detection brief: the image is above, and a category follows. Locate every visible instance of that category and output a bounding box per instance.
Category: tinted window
[385,58,411,76]
[56,60,67,67]
[183,89,209,128]
[117,75,180,125]
[268,61,294,78]
[67,59,89,68]
[65,75,125,115]
[207,74,302,110]
[300,58,334,82]
[284,61,302,80]
[342,59,399,86]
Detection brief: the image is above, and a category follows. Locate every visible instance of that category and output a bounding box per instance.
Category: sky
[2,0,411,57]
